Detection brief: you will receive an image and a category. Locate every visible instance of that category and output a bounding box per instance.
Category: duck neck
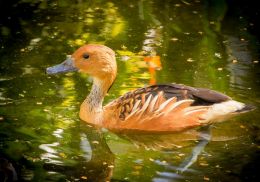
[80,77,113,125]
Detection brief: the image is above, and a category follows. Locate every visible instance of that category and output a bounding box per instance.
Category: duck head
[46,44,117,81]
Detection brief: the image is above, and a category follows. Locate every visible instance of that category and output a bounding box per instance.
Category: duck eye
[82,53,89,59]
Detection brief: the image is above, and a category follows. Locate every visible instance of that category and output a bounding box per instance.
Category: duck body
[47,44,253,133]
[101,83,248,133]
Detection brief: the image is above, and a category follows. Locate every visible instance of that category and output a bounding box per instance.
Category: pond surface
[0,0,259,181]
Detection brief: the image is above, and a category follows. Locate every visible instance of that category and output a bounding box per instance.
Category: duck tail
[200,100,255,124]
[235,104,256,113]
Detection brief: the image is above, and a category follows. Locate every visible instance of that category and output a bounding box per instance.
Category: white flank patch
[201,100,245,122]
[211,100,245,114]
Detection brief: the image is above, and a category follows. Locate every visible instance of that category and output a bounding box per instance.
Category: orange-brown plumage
[46,44,254,133]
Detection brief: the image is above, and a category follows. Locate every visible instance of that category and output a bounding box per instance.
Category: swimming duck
[46,44,253,133]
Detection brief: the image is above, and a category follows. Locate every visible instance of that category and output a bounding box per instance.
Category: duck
[46,44,253,133]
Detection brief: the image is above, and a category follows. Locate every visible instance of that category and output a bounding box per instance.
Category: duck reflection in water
[0,156,18,182]
[116,125,212,173]
[43,123,115,182]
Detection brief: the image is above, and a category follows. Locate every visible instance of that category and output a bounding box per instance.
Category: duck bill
[46,57,78,75]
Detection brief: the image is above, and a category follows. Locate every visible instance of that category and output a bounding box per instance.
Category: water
[0,0,259,181]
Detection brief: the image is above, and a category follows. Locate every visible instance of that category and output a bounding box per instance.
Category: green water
[0,0,259,181]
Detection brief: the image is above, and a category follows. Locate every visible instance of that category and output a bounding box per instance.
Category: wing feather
[104,83,228,132]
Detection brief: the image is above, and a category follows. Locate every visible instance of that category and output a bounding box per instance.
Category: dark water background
[0,0,259,181]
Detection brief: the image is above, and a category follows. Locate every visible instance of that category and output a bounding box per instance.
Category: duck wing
[142,83,231,105]
[104,83,232,132]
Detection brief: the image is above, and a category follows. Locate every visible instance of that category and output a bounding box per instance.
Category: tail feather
[200,100,253,123]
[236,104,256,113]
